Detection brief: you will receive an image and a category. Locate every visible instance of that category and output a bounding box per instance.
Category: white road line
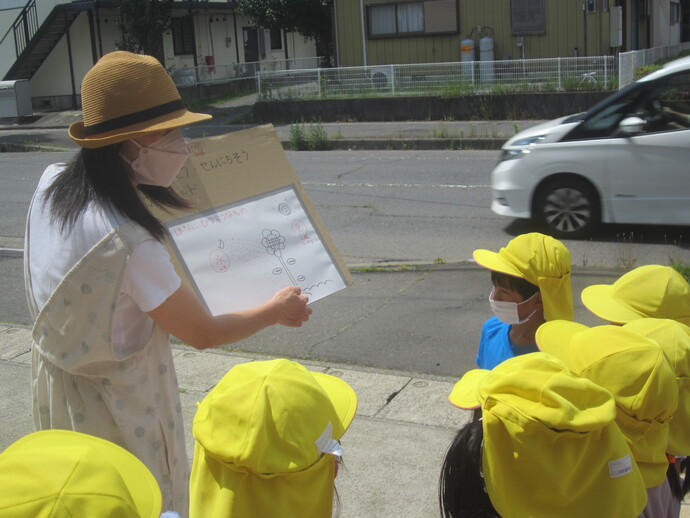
[302,182,490,189]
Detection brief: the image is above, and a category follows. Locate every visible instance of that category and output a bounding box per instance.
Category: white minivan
[491,56,690,238]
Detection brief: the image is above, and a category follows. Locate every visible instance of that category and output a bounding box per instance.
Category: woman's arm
[148,284,312,350]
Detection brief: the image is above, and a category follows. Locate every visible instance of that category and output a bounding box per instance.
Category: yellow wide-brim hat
[536,321,678,488]
[624,318,690,456]
[190,359,357,518]
[69,51,211,148]
[0,430,161,517]
[581,265,690,325]
[473,232,573,321]
[449,353,647,518]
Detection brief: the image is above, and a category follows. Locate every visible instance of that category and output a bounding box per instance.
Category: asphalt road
[2,150,690,376]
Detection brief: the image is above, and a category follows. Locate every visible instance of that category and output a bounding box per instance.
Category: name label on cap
[608,454,633,478]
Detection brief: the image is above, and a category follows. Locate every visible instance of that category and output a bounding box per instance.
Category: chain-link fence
[173,43,690,100]
[256,56,616,100]
[170,56,323,87]
[618,42,690,88]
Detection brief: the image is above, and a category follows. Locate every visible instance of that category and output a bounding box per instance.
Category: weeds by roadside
[289,121,331,150]
[671,260,690,282]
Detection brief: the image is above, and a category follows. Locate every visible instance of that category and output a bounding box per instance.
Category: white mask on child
[489,290,538,325]
[120,129,190,187]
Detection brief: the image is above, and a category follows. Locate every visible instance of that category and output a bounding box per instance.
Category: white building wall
[4,2,318,104]
[0,6,22,77]
[650,0,681,47]
[29,10,92,98]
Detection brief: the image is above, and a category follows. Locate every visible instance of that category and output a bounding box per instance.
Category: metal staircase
[2,1,85,81]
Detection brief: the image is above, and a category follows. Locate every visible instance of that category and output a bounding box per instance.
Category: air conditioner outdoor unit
[370,67,396,90]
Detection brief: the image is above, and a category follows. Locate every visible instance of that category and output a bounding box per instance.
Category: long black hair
[439,420,498,518]
[43,144,191,241]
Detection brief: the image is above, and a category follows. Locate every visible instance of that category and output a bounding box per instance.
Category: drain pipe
[359,0,367,66]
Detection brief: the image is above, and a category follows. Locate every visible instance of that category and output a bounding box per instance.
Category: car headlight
[498,135,545,162]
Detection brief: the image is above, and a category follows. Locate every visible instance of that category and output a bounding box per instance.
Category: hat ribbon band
[83,99,185,136]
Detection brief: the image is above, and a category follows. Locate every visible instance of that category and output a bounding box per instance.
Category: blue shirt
[475,316,540,370]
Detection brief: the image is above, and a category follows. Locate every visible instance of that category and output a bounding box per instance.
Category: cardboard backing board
[148,124,352,315]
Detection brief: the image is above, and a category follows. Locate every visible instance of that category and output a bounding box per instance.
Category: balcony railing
[170,56,323,87]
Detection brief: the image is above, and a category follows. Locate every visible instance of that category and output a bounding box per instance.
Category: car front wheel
[534,177,600,238]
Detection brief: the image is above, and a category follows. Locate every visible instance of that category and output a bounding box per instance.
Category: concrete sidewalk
[4,320,690,517]
[0,323,467,517]
[0,107,545,152]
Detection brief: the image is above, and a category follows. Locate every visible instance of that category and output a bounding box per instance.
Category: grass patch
[671,260,690,282]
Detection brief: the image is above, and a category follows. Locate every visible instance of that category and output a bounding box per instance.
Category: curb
[281,137,505,151]
[0,138,505,153]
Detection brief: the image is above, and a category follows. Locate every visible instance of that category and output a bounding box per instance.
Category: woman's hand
[268,286,312,327]
[149,284,313,350]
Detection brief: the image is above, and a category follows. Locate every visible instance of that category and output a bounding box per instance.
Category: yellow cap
[473,232,573,320]
[449,353,646,518]
[623,318,690,456]
[190,359,357,518]
[536,322,678,487]
[0,430,161,517]
[581,265,690,325]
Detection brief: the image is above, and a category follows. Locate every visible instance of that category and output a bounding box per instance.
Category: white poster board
[149,125,352,315]
[166,185,348,315]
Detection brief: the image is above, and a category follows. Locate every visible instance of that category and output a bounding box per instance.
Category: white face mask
[489,289,539,325]
[120,129,190,187]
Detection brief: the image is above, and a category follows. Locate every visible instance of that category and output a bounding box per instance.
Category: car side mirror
[619,116,646,135]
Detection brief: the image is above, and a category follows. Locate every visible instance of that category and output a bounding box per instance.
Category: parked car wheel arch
[531,174,602,238]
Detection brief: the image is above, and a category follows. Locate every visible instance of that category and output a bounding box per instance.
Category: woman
[24,51,312,516]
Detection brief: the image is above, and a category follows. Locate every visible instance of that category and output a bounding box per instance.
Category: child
[440,353,647,518]
[473,232,573,369]
[190,359,357,518]
[537,322,679,518]
[624,318,690,517]
[581,264,690,325]
[0,429,169,517]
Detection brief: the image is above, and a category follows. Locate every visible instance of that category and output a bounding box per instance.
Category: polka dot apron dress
[24,220,189,516]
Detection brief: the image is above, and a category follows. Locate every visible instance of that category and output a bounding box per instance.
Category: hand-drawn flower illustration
[261,228,297,285]
[262,229,286,256]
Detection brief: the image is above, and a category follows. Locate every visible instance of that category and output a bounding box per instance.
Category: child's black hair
[490,271,539,300]
[439,420,499,518]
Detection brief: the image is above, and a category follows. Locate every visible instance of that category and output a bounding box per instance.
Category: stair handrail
[10,0,38,58]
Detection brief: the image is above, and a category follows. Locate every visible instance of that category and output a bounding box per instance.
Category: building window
[367,0,457,38]
[671,2,680,24]
[270,27,282,50]
[510,0,545,35]
[172,17,194,55]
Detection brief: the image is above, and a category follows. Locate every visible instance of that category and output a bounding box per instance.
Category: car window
[635,71,690,133]
[564,70,690,140]
[564,85,646,140]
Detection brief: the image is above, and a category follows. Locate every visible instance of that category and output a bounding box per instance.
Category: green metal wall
[334,0,614,66]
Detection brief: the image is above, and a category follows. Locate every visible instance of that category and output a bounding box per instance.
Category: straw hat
[69,51,211,148]
[473,232,573,320]
[0,430,161,517]
[449,353,647,518]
